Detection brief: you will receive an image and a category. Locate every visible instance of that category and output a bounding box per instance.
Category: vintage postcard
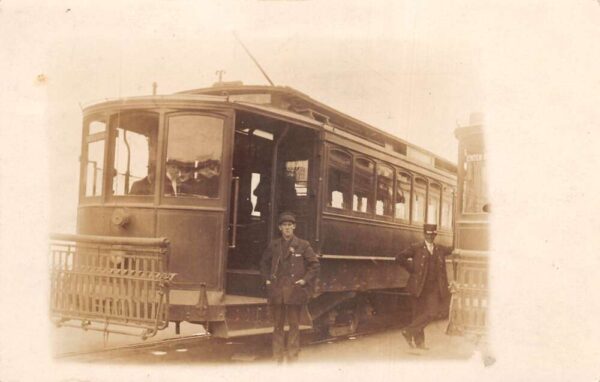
[1,1,599,381]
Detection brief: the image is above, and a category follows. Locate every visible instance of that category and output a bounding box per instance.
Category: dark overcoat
[260,235,320,305]
[395,242,451,298]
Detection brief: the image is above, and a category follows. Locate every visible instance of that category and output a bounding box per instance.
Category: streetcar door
[272,126,317,243]
[157,110,235,292]
[227,112,317,273]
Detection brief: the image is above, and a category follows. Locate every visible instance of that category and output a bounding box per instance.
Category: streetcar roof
[180,84,409,148]
[82,93,322,129]
[180,84,456,172]
[82,84,456,175]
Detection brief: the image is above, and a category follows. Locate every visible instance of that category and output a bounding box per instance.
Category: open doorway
[227,111,317,276]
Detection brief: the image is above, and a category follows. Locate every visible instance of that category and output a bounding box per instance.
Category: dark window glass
[353,158,374,213]
[286,160,309,197]
[395,172,411,221]
[327,149,352,210]
[375,164,394,217]
[164,114,224,198]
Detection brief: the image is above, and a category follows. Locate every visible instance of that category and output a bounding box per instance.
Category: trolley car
[447,115,489,336]
[50,82,457,339]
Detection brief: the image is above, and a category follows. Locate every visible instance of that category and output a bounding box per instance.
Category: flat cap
[278,211,296,224]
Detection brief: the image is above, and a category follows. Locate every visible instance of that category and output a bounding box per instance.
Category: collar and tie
[425,241,434,254]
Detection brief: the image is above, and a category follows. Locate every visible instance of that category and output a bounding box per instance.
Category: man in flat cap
[260,211,320,362]
[395,224,452,349]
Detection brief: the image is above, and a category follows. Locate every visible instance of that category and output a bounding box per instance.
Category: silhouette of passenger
[130,163,174,195]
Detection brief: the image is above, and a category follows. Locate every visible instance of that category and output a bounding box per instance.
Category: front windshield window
[84,119,106,197]
[110,111,159,196]
[164,114,224,198]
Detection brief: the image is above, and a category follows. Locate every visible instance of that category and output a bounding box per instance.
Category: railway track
[56,319,408,363]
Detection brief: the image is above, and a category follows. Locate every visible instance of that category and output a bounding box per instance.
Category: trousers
[271,304,301,358]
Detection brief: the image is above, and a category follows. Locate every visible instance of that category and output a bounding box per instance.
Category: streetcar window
[164,114,223,198]
[111,112,159,196]
[353,157,374,214]
[327,149,351,210]
[84,119,106,197]
[375,164,394,217]
[286,160,308,197]
[463,151,488,214]
[250,172,262,217]
[427,183,441,225]
[412,177,427,224]
[441,186,454,229]
[395,171,411,221]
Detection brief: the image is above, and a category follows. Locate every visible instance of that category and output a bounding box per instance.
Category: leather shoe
[401,330,414,348]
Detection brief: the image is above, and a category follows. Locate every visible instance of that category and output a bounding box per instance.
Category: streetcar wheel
[327,311,359,337]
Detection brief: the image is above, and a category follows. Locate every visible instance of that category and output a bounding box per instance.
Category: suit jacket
[260,235,320,305]
[396,241,451,298]
[129,177,174,195]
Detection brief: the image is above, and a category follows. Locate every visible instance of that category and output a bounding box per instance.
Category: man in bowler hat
[395,224,452,349]
[260,211,320,362]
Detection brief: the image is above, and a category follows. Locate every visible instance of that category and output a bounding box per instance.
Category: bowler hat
[278,211,296,224]
[423,224,437,234]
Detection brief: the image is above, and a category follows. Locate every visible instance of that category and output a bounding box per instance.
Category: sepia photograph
[1,0,599,381]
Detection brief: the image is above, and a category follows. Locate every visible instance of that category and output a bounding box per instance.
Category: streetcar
[447,114,490,336]
[49,82,457,340]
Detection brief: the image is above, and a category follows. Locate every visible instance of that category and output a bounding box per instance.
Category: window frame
[325,147,354,213]
[461,149,489,215]
[105,109,162,204]
[161,110,229,206]
[394,169,412,223]
[440,184,455,231]
[322,143,455,232]
[412,176,428,226]
[80,113,109,203]
[374,162,395,220]
[351,155,376,216]
[427,181,442,226]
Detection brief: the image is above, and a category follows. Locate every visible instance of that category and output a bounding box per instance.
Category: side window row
[326,147,454,229]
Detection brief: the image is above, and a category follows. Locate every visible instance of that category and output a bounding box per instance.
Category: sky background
[43,1,484,232]
[1,0,600,380]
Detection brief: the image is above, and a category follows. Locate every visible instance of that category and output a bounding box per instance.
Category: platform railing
[447,250,488,337]
[49,233,176,339]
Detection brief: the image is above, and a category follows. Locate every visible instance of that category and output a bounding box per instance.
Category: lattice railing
[49,234,176,339]
[447,251,488,337]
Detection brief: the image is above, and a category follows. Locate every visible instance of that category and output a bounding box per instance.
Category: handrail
[50,233,169,247]
[229,176,240,248]
[452,249,489,257]
[319,253,396,261]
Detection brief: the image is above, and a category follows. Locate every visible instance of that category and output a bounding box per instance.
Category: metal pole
[233,32,275,86]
